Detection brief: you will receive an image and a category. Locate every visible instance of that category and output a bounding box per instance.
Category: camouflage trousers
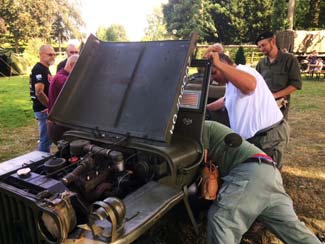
[247,119,290,166]
[207,163,321,244]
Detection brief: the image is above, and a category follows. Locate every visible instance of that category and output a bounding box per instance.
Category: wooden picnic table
[308,64,325,79]
[308,64,324,78]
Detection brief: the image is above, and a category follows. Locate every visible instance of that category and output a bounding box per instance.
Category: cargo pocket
[216,176,249,210]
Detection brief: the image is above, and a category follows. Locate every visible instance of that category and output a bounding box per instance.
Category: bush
[10,54,28,75]
[235,46,246,65]
[23,38,44,67]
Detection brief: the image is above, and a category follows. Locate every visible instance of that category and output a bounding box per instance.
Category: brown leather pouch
[201,163,219,200]
[201,149,219,200]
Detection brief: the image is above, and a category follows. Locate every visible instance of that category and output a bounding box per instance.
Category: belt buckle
[257,157,262,165]
[267,158,278,169]
[259,157,277,168]
[271,160,277,168]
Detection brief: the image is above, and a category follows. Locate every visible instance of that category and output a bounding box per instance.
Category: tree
[244,0,274,42]
[0,18,6,33]
[209,0,246,43]
[162,0,275,44]
[307,0,321,28]
[234,46,246,65]
[294,0,325,30]
[23,38,44,66]
[0,0,57,52]
[142,6,171,41]
[0,0,85,52]
[95,24,129,42]
[106,24,128,41]
[51,0,85,52]
[209,0,275,44]
[163,0,216,41]
[294,0,309,29]
[52,15,66,51]
[287,0,295,30]
[320,1,325,29]
[95,26,108,41]
[271,0,288,31]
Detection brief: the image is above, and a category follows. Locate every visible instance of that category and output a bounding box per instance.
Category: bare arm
[35,83,49,107]
[210,52,256,94]
[206,97,225,111]
[273,85,297,99]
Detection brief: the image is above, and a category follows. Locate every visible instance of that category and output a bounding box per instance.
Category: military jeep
[0,34,225,244]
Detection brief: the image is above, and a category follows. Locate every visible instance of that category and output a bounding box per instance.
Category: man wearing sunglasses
[29,44,56,152]
[56,44,79,72]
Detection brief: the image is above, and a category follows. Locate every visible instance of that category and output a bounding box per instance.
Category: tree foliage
[95,26,108,41]
[294,0,309,29]
[271,0,288,31]
[307,0,321,28]
[162,0,325,44]
[0,0,54,51]
[106,24,129,41]
[295,0,325,30]
[142,6,171,41]
[96,24,129,42]
[320,1,325,29]
[163,0,217,41]
[163,0,275,44]
[1,0,324,53]
[0,0,84,52]
[234,46,246,65]
[51,0,85,48]
[23,38,44,66]
[0,18,6,33]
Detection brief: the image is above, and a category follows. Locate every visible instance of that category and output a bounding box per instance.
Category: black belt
[242,157,280,169]
[251,119,284,138]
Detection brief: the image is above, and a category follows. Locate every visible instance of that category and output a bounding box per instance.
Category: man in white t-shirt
[206,51,289,166]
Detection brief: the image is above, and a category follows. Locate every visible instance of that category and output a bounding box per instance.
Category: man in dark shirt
[56,44,79,72]
[29,44,55,152]
[256,31,302,119]
[48,54,79,144]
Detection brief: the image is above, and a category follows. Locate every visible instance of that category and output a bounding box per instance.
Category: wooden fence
[196,44,263,66]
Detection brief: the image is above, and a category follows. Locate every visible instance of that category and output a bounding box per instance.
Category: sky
[81,0,168,41]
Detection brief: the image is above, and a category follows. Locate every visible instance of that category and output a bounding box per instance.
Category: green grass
[0,75,324,129]
[0,75,35,128]
[291,78,325,114]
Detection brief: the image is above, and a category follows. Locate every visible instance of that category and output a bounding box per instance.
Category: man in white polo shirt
[206,51,289,167]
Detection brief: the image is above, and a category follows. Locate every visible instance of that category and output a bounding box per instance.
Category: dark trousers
[247,120,289,165]
[47,120,69,144]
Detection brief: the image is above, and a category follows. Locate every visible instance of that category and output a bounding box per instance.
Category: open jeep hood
[49,34,197,144]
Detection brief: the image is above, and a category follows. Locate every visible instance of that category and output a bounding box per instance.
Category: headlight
[38,192,77,242]
[89,197,126,241]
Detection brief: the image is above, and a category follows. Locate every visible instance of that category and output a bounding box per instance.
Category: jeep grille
[0,184,43,244]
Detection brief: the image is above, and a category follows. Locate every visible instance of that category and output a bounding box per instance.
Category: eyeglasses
[69,51,79,54]
[46,53,56,57]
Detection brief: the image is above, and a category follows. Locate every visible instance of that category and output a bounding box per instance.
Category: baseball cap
[255,31,274,44]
